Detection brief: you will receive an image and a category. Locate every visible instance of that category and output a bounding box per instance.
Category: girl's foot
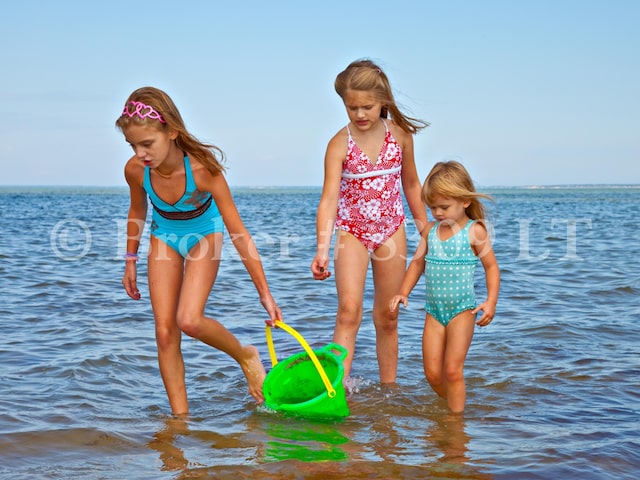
[240,345,266,403]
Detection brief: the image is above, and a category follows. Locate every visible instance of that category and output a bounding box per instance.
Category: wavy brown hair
[115,86,225,175]
[334,59,429,134]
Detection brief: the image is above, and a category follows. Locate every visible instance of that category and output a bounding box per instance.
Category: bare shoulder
[124,155,141,172]
[470,220,489,241]
[124,156,143,184]
[387,120,412,144]
[425,220,437,235]
[188,157,210,178]
[327,126,348,150]
[325,127,348,162]
[191,160,228,194]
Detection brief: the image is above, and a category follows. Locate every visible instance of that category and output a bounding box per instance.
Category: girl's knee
[336,301,362,327]
[155,324,180,351]
[374,309,398,334]
[176,311,204,338]
[425,367,443,386]
[444,364,464,384]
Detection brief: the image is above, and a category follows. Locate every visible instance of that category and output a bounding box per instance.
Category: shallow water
[1,185,639,479]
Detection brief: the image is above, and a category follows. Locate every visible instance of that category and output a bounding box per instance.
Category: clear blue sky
[1,0,638,187]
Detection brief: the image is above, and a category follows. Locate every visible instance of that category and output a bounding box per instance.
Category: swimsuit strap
[427,219,477,263]
[343,119,398,179]
[143,156,192,210]
[144,155,213,220]
[183,156,198,192]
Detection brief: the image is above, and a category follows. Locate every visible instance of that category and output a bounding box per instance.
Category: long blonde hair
[422,161,492,221]
[334,59,429,135]
[115,86,225,175]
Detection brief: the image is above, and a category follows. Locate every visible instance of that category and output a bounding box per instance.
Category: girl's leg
[442,311,475,412]
[175,233,267,404]
[333,230,370,378]
[423,314,447,399]
[147,236,188,414]
[371,226,408,383]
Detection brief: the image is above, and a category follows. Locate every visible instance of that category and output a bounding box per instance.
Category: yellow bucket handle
[265,320,337,398]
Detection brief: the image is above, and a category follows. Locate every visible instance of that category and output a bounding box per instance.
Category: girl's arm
[397,128,428,234]
[389,222,433,311]
[122,159,147,300]
[311,130,346,280]
[203,172,282,322]
[471,222,500,326]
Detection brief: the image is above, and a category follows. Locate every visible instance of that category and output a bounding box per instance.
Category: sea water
[0,185,638,479]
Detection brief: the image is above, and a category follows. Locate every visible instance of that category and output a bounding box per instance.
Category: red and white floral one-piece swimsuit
[335,119,405,252]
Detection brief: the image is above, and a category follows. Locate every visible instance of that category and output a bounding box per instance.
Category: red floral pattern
[335,126,405,252]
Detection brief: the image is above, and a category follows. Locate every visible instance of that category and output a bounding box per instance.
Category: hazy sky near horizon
[1,0,638,187]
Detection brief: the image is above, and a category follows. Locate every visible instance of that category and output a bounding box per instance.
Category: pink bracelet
[123,253,139,261]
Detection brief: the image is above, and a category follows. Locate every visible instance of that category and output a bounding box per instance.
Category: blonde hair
[422,161,492,221]
[115,86,225,175]
[334,59,429,134]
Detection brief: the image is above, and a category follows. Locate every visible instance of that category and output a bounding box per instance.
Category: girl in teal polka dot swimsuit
[390,161,500,412]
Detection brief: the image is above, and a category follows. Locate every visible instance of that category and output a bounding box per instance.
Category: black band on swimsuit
[151,195,213,220]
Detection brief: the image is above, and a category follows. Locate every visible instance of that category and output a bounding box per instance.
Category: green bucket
[263,320,350,419]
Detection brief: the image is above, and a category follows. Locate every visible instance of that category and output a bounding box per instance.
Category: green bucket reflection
[262,417,350,462]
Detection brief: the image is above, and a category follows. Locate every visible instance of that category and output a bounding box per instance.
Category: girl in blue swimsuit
[116,87,282,415]
[390,161,500,412]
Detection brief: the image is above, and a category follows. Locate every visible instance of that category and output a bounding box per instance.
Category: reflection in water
[143,388,496,478]
[428,413,470,465]
[370,410,402,462]
[147,416,190,473]
[425,412,495,479]
[252,411,351,463]
[2,187,637,478]
[147,412,353,475]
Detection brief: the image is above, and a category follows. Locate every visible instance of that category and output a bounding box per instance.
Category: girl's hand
[389,295,408,312]
[122,262,141,300]
[310,255,331,280]
[261,294,282,326]
[473,300,496,326]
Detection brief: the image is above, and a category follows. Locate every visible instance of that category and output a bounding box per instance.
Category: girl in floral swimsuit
[311,59,429,384]
[336,119,405,252]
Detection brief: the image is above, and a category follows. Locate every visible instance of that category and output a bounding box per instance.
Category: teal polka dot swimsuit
[425,220,478,326]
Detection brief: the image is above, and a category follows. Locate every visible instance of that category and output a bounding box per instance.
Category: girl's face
[123,123,177,168]
[428,194,470,224]
[342,90,384,132]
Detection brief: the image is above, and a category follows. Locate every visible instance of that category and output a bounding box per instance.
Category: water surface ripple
[0,186,638,479]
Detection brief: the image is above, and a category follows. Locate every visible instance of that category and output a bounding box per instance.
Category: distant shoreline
[0,184,638,195]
